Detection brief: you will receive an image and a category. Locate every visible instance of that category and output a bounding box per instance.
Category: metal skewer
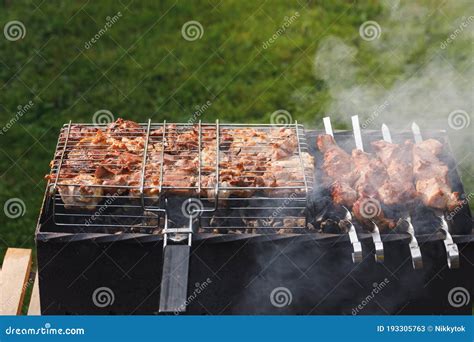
[323,117,363,263]
[411,122,459,269]
[343,207,363,263]
[381,123,422,269]
[351,115,384,263]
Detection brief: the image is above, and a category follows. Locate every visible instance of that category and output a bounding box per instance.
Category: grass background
[0,0,472,265]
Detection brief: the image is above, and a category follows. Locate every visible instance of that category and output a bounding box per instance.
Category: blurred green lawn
[0,0,472,263]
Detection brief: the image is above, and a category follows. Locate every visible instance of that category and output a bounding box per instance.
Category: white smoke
[313,0,473,192]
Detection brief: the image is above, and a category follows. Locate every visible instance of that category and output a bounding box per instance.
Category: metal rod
[139,119,152,210]
[405,217,423,269]
[52,120,72,194]
[159,120,166,195]
[351,115,363,151]
[343,208,363,263]
[323,117,333,137]
[198,120,202,197]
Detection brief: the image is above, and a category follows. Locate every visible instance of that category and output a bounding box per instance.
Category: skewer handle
[351,115,364,151]
[440,215,460,269]
[405,217,423,269]
[371,224,384,263]
[323,117,334,137]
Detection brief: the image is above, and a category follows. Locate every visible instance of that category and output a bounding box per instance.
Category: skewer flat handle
[371,224,384,263]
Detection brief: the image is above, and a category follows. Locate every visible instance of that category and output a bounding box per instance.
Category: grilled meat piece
[412,139,461,210]
[350,150,398,231]
[372,140,417,205]
[352,196,396,231]
[351,149,388,197]
[317,134,396,231]
[317,134,357,207]
[106,118,142,139]
[58,174,103,210]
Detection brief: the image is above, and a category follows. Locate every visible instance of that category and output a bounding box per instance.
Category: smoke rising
[313,0,473,197]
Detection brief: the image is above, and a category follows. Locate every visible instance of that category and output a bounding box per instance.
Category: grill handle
[159,244,191,313]
[159,204,196,313]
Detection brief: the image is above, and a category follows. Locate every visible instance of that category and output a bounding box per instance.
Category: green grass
[0,0,472,263]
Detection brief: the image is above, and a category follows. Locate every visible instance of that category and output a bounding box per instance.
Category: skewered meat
[317,134,395,231]
[372,140,416,205]
[350,151,396,231]
[317,134,357,207]
[352,196,396,230]
[351,149,388,197]
[412,139,460,210]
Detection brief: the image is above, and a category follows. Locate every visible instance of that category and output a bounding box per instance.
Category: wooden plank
[0,248,32,315]
[28,273,41,315]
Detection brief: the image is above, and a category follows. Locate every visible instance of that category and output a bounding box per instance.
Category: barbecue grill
[35,119,473,315]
